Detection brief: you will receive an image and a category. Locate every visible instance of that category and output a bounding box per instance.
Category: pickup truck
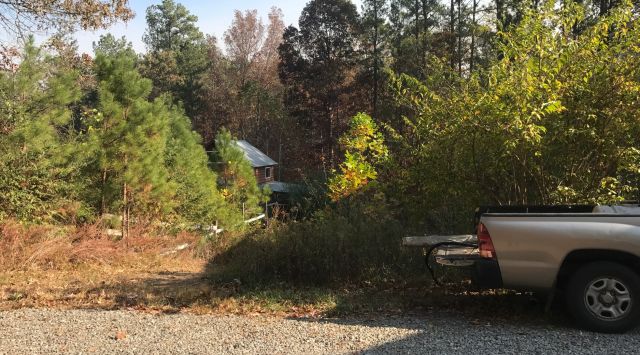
[407,204,640,333]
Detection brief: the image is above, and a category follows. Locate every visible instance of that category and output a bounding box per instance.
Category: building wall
[254,166,275,184]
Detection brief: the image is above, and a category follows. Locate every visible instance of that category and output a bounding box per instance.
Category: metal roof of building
[260,181,295,193]
[236,140,278,168]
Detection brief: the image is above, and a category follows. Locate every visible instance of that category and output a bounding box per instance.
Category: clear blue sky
[73,0,363,55]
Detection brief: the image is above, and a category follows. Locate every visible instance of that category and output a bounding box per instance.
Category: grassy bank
[0,219,542,319]
[0,219,433,316]
[0,219,425,316]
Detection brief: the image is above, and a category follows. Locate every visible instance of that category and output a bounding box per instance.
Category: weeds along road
[1,308,639,354]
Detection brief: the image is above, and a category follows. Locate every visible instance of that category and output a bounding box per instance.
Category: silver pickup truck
[408,204,640,333]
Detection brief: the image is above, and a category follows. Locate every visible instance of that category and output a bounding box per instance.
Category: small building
[235,140,278,184]
[235,140,296,205]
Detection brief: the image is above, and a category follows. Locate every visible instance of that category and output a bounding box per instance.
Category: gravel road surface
[1,308,639,354]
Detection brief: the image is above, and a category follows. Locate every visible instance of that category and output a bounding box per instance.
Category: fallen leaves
[114,330,127,341]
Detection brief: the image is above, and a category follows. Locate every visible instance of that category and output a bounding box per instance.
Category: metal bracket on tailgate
[403,234,479,267]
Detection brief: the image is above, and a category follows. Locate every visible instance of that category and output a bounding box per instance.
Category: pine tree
[141,0,209,120]
[91,48,173,238]
[0,38,82,221]
[93,33,136,58]
[164,105,232,226]
[213,130,270,224]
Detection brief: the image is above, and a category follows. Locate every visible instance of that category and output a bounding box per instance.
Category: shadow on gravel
[329,313,640,354]
[68,270,579,329]
[292,291,640,353]
[7,270,566,320]
[8,268,640,353]
[72,272,215,311]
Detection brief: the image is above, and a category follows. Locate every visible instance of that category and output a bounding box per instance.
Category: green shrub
[386,2,640,218]
[206,194,426,286]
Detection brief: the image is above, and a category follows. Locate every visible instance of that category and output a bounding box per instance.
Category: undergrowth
[205,196,428,287]
[0,219,202,271]
[0,218,537,319]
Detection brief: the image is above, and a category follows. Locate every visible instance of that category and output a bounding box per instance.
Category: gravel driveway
[1,308,639,354]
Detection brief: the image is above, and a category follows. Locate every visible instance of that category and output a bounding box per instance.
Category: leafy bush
[205,193,426,286]
[328,113,388,201]
[385,2,640,228]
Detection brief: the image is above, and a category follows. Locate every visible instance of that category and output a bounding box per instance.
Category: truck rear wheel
[566,261,640,333]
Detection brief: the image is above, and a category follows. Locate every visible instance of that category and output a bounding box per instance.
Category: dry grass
[0,219,203,311]
[0,220,340,316]
[0,220,200,271]
[0,220,540,319]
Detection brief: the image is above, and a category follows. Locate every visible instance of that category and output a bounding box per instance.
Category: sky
[72,0,363,55]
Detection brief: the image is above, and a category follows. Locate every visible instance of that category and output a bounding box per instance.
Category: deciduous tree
[0,0,132,39]
[329,113,388,201]
[387,2,640,228]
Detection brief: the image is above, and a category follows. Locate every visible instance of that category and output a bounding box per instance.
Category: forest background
[0,0,639,286]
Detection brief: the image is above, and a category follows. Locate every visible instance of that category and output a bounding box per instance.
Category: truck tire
[566,261,640,333]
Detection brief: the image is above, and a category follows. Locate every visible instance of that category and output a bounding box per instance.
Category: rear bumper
[473,259,503,289]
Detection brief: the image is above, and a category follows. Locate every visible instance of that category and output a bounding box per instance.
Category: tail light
[477,223,497,259]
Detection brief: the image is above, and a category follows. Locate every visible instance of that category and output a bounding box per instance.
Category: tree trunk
[599,0,610,16]
[457,0,462,75]
[121,109,130,242]
[450,0,456,72]
[100,169,108,215]
[329,105,335,169]
[421,0,431,76]
[470,0,477,72]
[496,0,504,31]
[122,181,129,241]
[373,0,379,118]
[414,0,421,73]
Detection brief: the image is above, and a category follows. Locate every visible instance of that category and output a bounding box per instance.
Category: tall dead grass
[206,200,427,287]
[0,219,201,271]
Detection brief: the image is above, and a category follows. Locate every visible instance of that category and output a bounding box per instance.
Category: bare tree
[257,7,285,89]
[224,9,265,86]
[206,8,286,150]
[0,0,133,40]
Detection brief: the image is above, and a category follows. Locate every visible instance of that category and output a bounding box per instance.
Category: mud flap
[473,259,503,289]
